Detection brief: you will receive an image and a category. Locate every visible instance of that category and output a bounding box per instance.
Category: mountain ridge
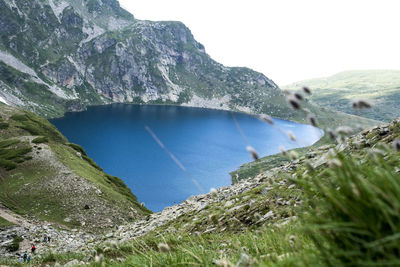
[0,0,288,119]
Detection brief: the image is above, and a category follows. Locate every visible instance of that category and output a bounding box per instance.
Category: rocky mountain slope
[0,0,291,119]
[283,70,400,121]
[0,104,150,233]
[0,0,381,131]
[1,110,398,265]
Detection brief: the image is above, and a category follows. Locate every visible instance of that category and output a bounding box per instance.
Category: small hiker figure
[43,235,47,243]
[31,244,36,254]
[27,255,32,263]
[23,251,28,262]
[47,236,51,242]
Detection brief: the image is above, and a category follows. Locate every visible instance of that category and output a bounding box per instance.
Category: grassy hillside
[0,216,13,228]
[86,119,400,266]
[283,70,400,121]
[0,103,150,230]
[3,117,399,266]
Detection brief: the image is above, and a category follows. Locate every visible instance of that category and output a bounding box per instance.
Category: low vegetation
[0,104,150,229]
[6,235,23,252]
[8,131,399,266]
[0,81,397,266]
[283,70,400,121]
[0,139,32,170]
[0,217,14,228]
[298,149,400,266]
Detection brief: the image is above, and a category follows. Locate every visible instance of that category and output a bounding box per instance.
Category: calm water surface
[51,104,322,212]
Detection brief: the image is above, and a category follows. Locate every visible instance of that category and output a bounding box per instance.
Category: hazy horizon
[120,0,400,86]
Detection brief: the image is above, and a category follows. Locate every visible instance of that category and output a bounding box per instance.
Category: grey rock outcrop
[0,0,291,118]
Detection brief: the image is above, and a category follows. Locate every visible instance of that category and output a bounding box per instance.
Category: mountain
[0,0,292,119]
[0,103,150,230]
[283,70,400,122]
[0,0,380,132]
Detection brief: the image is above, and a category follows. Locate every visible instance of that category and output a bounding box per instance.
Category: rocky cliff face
[0,0,290,118]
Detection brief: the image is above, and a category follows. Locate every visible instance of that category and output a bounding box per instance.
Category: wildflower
[288,235,296,246]
[288,131,296,141]
[279,146,287,155]
[289,151,298,160]
[287,96,301,110]
[305,160,314,170]
[246,146,259,160]
[327,128,336,140]
[294,92,304,101]
[307,114,317,127]
[236,253,251,266]
[95,254,104,263]
[328,149,337,157]
[393,139,400,151]
[336,126,353,135]
[210,188,218,196]
[157,243,170,253]
[212,258,234,267]
[254,212,262,220]
[259,114,274,125]
[327,158,342,168]
[302,86,311,95]
[352,99,373,109]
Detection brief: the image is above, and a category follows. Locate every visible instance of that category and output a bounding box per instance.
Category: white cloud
[120,0,400,85]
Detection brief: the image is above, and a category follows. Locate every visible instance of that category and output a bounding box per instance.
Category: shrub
[0,159,17,170]
[67,143,87,156]
[106,174,137,202]
[298,150,400,266]
[0,139,19,148]
[10,114,28,121]
[82,155,102,171]
[0,122,9,129]
[32,136,49,144]
[12,112,66,142]
[7,236,23,252]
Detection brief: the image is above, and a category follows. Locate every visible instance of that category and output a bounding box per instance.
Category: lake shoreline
[50,105,323,211]
[54,101,319,128]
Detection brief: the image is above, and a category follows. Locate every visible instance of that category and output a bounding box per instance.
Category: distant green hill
[283,70,400,121]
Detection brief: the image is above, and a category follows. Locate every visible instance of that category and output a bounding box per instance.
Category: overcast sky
[119,0,400,86]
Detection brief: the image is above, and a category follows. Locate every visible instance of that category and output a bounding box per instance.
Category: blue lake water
[50,104,322,212]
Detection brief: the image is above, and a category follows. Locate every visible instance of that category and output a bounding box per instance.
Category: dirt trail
[0,204,32,227]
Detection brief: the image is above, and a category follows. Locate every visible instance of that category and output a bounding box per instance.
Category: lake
[50,104,322,212]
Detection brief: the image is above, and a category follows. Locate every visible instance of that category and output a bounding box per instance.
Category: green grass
[52,143,151,216]
[6,235,23,252]
[283,70,400,121]
[0,105,150,228]
[11,224,319,266]
[0,139,32,170]
[0,216,14,228]
[92,225,320,267]
[32,136,49,144]
[9,112,66,142]
[1,115,399,266]
[296,148,400,266]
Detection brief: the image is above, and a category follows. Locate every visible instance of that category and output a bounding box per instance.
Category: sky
[119,0,400,86]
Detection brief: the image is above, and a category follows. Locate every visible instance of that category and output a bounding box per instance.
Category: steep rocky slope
[0,0,290,118]
[0,104,150,233]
